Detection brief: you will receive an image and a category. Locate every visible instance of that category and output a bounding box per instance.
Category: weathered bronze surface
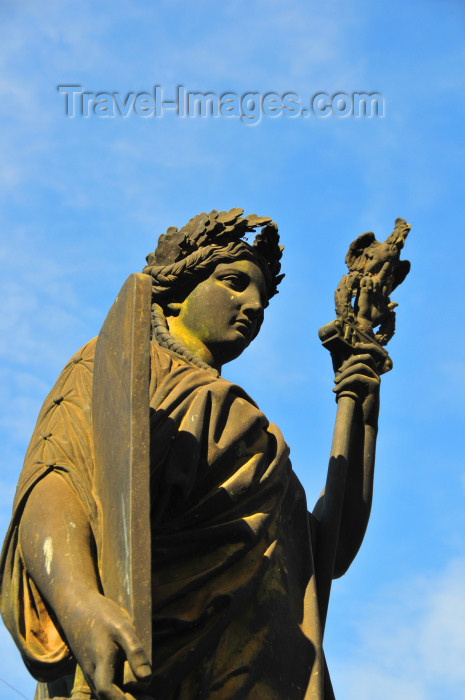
[93,272,153,692]
[0,209,410,700]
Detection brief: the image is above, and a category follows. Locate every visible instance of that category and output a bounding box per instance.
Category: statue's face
[167,259,267,368]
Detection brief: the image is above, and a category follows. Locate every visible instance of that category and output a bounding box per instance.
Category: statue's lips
[232,318,252,337]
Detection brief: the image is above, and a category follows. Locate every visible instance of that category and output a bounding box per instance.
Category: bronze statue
[0,209,410,699]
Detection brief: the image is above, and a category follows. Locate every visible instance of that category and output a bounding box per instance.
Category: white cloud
[330,557,465,699]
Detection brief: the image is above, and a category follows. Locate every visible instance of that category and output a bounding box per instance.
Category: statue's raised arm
[315,218,411,635]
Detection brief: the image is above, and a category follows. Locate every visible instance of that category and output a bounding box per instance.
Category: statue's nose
[242,298,263,319]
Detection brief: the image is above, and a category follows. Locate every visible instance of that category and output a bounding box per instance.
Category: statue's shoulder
[67,336,98,367]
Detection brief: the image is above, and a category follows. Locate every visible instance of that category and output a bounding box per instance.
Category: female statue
[0,209,389,699]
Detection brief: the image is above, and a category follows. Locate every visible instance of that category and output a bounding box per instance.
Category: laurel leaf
[216,208,244,224]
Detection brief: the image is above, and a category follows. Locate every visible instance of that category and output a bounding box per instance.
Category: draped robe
[0,338,334,699]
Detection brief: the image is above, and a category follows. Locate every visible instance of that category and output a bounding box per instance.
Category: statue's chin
[209,336,250,367]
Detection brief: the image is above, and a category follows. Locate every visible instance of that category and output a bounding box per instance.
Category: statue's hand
[62,592,151,700]
[333,343,381,426]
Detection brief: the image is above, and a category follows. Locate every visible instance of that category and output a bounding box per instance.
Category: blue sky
[1,1,465,698]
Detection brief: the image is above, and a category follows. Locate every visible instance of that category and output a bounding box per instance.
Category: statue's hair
[142,208,283,300]
[142,208,284,369]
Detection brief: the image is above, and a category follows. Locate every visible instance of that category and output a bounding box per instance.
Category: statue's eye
[220,273,248,292]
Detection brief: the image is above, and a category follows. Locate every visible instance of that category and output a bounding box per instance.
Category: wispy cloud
[330,557,465,699]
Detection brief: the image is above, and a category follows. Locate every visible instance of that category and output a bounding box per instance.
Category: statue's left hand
[61,592,151,700]
[333,343,381,426]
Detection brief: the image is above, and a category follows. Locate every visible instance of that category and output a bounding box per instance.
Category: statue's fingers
[334,363,379,383]
[74,658,98,698]
[334,362,373,379]
[340,351,377,366]
[93,648,126,700]
[349,353,379,371]
[354,342,387,363]
[338,351,379,374]
[113,621,152,682]
[333,373,379,395]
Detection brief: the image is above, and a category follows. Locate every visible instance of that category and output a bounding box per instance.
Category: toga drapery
[0,338,333,699]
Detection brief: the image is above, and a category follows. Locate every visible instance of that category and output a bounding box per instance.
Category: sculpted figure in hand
[0,209,409,699]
